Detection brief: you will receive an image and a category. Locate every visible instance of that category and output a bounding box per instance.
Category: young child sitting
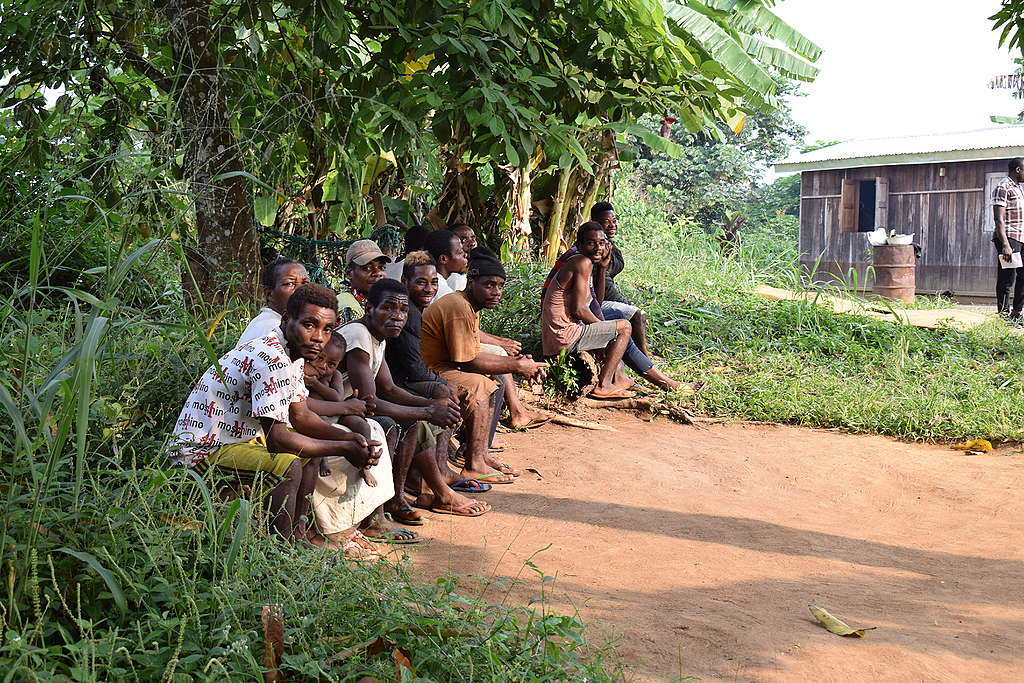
[304,332,377,487]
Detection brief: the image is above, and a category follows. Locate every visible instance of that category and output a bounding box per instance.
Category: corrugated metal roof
[775,126,1024,172]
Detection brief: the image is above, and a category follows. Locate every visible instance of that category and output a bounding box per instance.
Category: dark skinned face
[264,263,309,313]
[441,236,468,274]
[578,229,609,263]
[347,257,388,294]
[365,293,409,339]
[404,264,438,309]
[1015,164,1024,183]
[466,275,505,310]
[595,210,617,239]
[453,226,477,253]
[281,302,338,361]
[306,341,344,381]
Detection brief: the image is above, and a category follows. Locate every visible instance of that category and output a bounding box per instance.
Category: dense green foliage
[0,0,822,298]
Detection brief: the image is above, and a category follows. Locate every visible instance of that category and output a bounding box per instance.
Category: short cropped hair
[425,229,458,260]
[261,256,301,289]
[1010,158,1024,174]
[325,331,346,350]
[402,250,436,281]
[576,221,604,245]
[367,278,408,308]
[286,282,338,318]
[590,201,614,221]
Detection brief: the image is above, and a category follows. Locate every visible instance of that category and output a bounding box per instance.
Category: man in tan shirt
[421,247,546,484]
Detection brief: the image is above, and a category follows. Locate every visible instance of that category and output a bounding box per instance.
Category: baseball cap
[346,239,391,266]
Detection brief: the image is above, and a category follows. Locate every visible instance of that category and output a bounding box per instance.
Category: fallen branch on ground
[581,397,694,425]
[544,413,618,431]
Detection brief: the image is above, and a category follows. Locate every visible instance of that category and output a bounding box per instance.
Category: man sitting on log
[167,283,385,548]
[341,279,492,519]
[541,222,635,400]
[421,246,547,484]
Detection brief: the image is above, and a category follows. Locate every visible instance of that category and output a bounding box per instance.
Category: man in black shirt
[591,201,652,358]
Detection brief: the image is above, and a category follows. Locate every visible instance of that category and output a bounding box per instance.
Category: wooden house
[775,127,1024,301]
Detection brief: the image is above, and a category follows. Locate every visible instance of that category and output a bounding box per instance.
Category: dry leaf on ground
[808,604,876,638]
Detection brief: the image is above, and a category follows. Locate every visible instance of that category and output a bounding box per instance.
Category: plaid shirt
[994,176,1024,242]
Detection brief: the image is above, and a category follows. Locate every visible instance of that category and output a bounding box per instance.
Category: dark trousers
[996,237,1024,315]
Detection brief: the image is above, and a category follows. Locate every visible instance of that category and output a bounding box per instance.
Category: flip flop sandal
[449,478,492,493]
[342,530,385,560]
[430,500,491,517]
[508,415,552,430]
[385,508,425,527]
[473,472,515,484]
[491,462,520,477]
[589,388,636,400]
[365,529,423,545]
[488,443,509,452]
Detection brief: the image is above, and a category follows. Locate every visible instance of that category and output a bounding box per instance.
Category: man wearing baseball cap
[337,239,391,326]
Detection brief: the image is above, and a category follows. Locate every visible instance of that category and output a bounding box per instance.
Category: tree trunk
[543,166,574,266]
[167,0,258,308]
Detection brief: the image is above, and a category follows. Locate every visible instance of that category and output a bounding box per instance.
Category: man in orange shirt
[421,247,547,484]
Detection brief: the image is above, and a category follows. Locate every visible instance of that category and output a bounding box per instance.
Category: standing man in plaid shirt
[994,158,1024,320]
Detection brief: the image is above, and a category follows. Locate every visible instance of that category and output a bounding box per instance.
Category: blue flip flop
[449,478,492,493]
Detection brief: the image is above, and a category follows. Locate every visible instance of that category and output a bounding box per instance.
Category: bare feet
[361,468,378,487]
[642,367,681,391]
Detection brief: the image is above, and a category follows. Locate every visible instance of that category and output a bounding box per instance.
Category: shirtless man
[541,222,634,399]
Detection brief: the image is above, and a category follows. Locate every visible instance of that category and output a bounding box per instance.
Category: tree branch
[112,37,174,94]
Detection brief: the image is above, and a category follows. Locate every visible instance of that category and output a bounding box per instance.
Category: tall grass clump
[0,215,619,680]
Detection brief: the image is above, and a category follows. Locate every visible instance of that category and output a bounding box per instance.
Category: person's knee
[281,458,303,482]
[615,319,630,335]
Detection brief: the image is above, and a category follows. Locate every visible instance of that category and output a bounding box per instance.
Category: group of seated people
[167,202,679,557]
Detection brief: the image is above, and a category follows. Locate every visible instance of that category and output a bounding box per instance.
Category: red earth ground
[405,410,1024,682]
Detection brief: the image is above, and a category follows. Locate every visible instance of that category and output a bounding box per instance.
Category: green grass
[0,234,620,681]
[488,179,1024,444]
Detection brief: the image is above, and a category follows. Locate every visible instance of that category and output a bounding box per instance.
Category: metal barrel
[872,245,916,303]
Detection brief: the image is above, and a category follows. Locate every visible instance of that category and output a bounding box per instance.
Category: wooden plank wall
[798,159,1008,297]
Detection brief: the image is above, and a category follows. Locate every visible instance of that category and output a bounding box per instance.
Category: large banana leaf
[742,35,819,82]
[664,2,776,97]
[728,4,822,62]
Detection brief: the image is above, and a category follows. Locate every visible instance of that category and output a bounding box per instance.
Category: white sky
[774,0,1020,143]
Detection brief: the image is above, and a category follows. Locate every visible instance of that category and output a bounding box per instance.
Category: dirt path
[406,411,1024,682]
